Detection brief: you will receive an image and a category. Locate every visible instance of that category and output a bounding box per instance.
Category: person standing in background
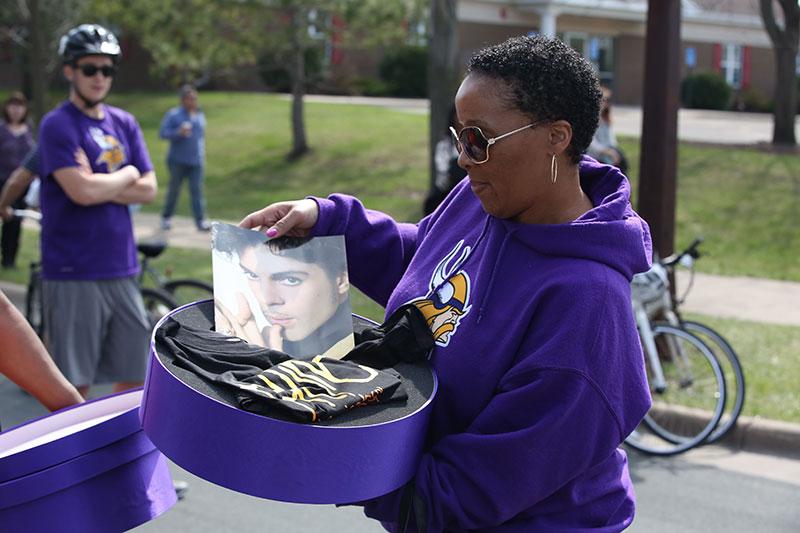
[0,92,35,268]
[587,86,628,175]
[423,105,467,216]
[159,84,209,232]
[38,24,157,398]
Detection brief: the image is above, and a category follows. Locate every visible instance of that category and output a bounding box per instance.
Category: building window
[562,32,614,86]
[721,43,742,88]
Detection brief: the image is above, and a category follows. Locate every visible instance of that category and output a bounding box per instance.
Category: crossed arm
[53,148,156,206]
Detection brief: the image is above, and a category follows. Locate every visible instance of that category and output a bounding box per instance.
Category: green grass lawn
[3,91,799,423]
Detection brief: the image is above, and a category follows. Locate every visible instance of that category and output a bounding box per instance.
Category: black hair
[212,225,346,283]
[267,236,347,283]
[467,35,602,164]
[2,91,29,124]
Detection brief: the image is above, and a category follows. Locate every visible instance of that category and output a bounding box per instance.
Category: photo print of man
[212,223,355,360]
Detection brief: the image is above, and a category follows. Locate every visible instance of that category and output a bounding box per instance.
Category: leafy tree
[85,0,256,86]
[85,0,425,160]
[759,0,799,146]
[0,0,87,124]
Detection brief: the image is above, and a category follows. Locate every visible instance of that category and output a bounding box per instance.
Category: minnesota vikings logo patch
[409,240,472,347]
[89,127,126,172]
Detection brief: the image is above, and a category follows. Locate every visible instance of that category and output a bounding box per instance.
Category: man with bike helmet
[37,23,158,397]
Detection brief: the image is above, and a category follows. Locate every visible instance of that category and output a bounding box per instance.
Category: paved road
[2,376,797,533]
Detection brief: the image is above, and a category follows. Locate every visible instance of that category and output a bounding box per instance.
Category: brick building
[457,0,781,106]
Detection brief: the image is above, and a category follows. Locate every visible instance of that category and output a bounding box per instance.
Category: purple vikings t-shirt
[38,101,153,280]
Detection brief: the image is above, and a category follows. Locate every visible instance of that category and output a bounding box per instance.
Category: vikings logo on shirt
[409,240,472,347]
[89,127,126,172]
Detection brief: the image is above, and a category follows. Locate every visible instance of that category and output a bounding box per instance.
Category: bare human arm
[52,147,141,206]
[112,170,157,205]
[0,165,36,221]
[0,291,83,411]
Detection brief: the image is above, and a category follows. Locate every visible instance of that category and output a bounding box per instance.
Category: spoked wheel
[140,287,178,331]
[626,324,726,456]
[162,279,213,307]
[679,320,745,444]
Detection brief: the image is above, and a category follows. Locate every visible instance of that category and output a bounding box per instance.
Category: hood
[502,157,652,281]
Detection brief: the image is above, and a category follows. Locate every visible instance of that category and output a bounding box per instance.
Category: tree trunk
[287,7,308,160]
[772,44,798,145]
[29,0,48,127]
[427,0,460,191]
[759,0,799,147]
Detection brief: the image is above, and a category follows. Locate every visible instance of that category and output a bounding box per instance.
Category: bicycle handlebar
[661,236,704,268]
[12,209,42,222]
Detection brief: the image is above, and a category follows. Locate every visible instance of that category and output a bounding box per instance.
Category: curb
[722,415,800,460]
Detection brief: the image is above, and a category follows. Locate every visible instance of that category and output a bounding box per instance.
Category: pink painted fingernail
[266,227,278,237]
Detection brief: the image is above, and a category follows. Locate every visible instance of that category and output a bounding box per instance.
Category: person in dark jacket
[0,92,35,268]
[423,105,467,215]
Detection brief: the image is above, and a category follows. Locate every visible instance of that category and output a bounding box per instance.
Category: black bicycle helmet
[58,24,121,64]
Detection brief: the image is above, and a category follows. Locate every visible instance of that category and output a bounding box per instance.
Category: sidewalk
[295,94,800,145]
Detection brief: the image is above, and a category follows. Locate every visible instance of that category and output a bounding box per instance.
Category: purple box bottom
[142,301,438,504]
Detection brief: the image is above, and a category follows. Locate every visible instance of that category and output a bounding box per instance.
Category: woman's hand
[239,199,319,238]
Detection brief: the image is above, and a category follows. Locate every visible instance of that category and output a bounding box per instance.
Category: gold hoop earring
[550,154,558,184]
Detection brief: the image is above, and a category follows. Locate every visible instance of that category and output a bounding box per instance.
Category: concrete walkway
[296,94,800,145]
[131,211,800,328]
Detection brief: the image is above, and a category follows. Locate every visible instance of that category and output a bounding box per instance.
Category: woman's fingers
[238,199,319,238]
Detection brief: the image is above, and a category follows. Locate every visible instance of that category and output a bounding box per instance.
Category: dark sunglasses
[450,121,546,164]
[77,64,117,78]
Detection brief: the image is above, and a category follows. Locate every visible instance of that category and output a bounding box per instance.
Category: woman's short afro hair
[467,35,602,164]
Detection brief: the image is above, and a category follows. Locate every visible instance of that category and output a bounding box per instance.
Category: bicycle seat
[137,240,167,259]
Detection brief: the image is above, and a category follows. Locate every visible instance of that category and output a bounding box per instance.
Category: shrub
[681,70,732,110]
[349,77,390,97]
[378,46,428,98]
[739,87,773,113]
[258,47,324,93]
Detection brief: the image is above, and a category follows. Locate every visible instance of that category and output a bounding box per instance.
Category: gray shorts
[43,277,150,386]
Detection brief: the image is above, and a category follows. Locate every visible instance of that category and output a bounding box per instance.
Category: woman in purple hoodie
[241,35,653,532]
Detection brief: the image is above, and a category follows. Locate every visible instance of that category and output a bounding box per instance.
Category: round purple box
[0,390,177,532]
[140,300,437,504]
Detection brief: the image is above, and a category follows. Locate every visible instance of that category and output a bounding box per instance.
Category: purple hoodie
[311,157,652,532]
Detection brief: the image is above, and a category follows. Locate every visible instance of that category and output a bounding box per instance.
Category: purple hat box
[0,389,177,533]
[140,300,437,504]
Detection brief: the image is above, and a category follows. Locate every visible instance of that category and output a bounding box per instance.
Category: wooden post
[637,0,681,258]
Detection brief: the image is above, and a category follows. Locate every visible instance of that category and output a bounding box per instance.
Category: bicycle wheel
[141,287,178,332]
[680,320,746,444]
[162,279,213,306]
[25,263,44,338]
[625,324,725,456]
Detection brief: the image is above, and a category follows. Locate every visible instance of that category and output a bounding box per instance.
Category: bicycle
[12,209,179,337]
[627,289,726,456]
[136,239,214,306]
[649,239,745,445]
[626,238,746,455]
